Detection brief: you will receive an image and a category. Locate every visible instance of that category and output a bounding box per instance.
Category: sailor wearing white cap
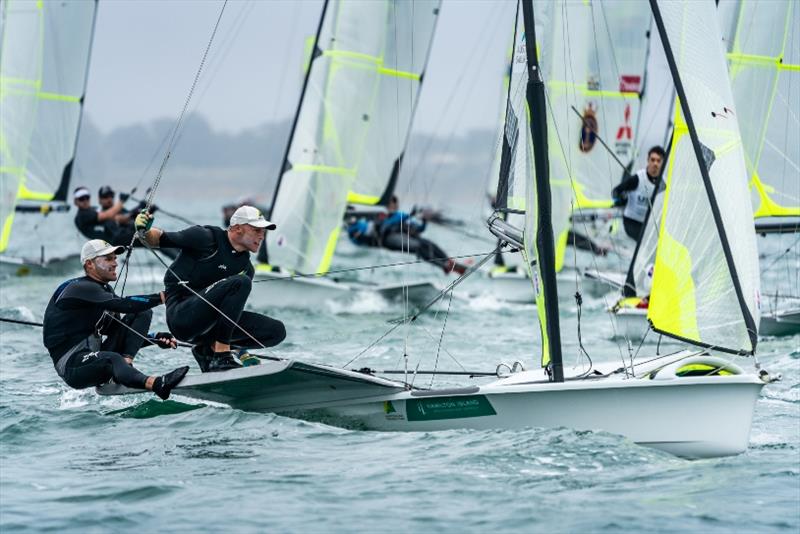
[42,239,188,401]
[72,186,127,242]
[134,206,286,372]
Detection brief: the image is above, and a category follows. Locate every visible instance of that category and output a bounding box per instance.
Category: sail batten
[268,0,440,275]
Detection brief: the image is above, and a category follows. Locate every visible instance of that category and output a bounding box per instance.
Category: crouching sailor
[42,240,189,400]
[134,206,287,372]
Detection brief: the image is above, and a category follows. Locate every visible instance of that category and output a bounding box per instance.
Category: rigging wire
[143,0,230,213]
[251,249,497,283]
[429,286,455,387]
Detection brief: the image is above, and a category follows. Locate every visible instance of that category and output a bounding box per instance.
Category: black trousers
[101,309,152,359]
[63,351,149,390]
[382,231,449,272]
[63,309,154,390]
[167,274,286,349]
[623,216,644,241]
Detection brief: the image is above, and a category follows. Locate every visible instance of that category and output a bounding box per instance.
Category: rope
[251,249,500,284]
[343,246,501,369]
[429,287,455,387]
[144,0,229,212]
[0,317,43,327]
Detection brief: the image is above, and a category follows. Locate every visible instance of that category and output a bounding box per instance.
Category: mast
[268,0,330,218]
[521,0,563,382]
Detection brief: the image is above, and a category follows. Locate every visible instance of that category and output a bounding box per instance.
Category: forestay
[648,0,760,354]
[723,0,799,219]
[268,0,440,275]
[0,0,96,253]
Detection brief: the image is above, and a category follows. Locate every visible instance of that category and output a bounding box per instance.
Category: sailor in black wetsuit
[135,205,287,372]
[73,186,126,243]
[42,239,189,400]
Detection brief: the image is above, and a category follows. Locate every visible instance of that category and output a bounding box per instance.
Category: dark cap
[98,185,115,198]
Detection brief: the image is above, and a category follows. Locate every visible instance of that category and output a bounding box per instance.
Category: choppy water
[1,218,798,532]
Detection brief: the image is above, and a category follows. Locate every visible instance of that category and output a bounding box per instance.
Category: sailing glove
[135,211,153,232]
[148,332,177,349]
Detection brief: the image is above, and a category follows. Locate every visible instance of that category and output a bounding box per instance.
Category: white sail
[0,0,96,255]
[648,0,760,354]
[267,0,440,274]
[724,0,799,219]
[541,1,651,213]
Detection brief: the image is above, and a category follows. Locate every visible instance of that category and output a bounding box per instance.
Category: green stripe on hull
[405,395,496,421]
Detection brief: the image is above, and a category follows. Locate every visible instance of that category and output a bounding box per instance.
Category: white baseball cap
[229,205,276,229]
[80,239,125,263]
[73,187,91,199]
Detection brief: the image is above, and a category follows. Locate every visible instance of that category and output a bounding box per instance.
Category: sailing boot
[191,345,212,372]
[153,366,190,400]
[206,351,244,372]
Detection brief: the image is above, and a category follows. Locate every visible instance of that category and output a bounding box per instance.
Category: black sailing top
[42,277,162,363]
[159,225,254,303]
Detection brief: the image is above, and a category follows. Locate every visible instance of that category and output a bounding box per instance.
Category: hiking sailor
[42,239,188,400]
[346,196,469,275]
[134,205,287,372]
[612,146,666,240]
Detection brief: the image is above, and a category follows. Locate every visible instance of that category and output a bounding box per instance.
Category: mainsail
[541,1,652,213]
[0,0,97,256]
[267,0,440,275]
[724,0,799,219]
[647,0,760,354]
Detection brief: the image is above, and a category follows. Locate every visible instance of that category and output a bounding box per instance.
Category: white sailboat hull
[249,268,441,309]
[609,306,651,341]
[464,268,613,304]
[759,308,800,337]
[0,254,80,277]
[98,354,765,458]
[321,374,763,458]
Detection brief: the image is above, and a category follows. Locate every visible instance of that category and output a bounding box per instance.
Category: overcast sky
[84,0,516,137]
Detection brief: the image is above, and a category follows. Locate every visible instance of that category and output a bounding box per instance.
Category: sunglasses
[76,195,90,201]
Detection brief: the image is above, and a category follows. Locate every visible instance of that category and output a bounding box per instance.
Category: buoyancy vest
[623,169,656,223]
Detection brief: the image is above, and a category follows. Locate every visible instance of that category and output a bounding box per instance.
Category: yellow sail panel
[18,183,54,202]
[316,226,340,275]
[0,212,15,252]
[648,229,699,343]
[346,191,380,205]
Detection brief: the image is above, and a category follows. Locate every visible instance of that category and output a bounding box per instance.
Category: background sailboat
[723,0,799,336]
[251,0,442,308]
[0,0,97,276]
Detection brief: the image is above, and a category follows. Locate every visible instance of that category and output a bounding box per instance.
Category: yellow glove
[134,211,153,232]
